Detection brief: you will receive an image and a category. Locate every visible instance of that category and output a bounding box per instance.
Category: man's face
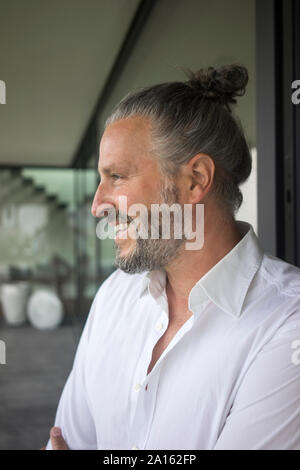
[91,115,186,274]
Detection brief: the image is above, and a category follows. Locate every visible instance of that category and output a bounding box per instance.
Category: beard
[113,178,187,274]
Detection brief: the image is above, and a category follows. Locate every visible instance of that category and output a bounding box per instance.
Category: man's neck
[164,216,243,321]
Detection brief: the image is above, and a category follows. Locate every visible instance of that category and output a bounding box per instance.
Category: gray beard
[113,180,186,274]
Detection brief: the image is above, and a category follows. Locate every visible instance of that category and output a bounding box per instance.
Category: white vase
[27,289,64,330]
[1,282,31,326]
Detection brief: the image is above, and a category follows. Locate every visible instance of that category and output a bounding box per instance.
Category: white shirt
[46,220,300,450]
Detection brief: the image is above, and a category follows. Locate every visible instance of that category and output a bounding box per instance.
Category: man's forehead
[98,117,157,174]
[99,137,135,170]
[100,115,152,151]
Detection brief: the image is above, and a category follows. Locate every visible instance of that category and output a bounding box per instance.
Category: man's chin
[114,237,136,256]
[113,236,184,274]
[113,259,147,275]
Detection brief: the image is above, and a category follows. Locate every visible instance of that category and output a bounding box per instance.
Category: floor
[0,316,79,450]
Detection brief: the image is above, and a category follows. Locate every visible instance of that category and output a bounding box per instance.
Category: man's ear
[186,153,215,203]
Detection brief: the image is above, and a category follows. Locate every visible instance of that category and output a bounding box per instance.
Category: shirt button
[155,321,163,331]
[133,383,141,392]
[131,446,139,450]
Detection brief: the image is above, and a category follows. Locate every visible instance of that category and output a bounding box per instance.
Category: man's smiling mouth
[113,223,129,236]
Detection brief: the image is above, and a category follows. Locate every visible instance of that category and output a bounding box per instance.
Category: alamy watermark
[291,80,300,105]
[0,340,6,365]
[95,196,204,250]
[291,339,300,365]
[0,80,6,104]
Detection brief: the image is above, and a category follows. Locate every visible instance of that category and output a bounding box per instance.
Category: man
[45,65,300,450]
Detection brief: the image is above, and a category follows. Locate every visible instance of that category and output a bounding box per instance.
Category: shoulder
[242,253,300,341]
[259,252,300,298]
[257,254,300,338]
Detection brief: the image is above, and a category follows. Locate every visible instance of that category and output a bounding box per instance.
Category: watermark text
[291,339,300,365]
[0,340,6,365]
[95,197,204,251]
[0,80,6,104]
[291,80,300,105]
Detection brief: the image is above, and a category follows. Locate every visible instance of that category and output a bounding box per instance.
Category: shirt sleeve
[45,292,100,450]
[213,312,300,450]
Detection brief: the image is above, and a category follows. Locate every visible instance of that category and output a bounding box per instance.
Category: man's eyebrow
[98,165,121,175]
[98,163,134,175]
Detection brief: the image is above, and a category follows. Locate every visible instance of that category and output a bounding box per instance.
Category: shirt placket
[127,296,195,450]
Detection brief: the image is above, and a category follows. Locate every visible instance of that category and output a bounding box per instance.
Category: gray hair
[105,64,252,216]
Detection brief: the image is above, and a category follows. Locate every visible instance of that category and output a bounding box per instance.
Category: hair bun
[183,64,249,108]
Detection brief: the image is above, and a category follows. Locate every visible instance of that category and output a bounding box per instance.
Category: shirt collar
[138,220,264,319]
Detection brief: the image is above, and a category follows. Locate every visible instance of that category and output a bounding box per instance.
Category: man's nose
[91,186,115,219]
[91,186,101,217]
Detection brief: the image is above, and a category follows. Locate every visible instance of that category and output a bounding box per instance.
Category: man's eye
[111,174,122,180]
